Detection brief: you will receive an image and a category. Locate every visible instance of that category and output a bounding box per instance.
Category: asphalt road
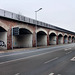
[0,43,75,75]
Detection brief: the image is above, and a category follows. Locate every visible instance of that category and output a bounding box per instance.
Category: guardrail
[0,9,75,35]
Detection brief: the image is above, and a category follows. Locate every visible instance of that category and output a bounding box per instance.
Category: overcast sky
[0,0,75,32]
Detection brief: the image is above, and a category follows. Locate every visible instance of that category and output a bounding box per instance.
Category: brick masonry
[0,17,75,49]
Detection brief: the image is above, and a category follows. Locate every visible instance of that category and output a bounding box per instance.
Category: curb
[0,44,71,53]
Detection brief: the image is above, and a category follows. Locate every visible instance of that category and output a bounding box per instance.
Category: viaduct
[0,9,75,50]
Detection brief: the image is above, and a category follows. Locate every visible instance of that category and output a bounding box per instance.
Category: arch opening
[64,35,68,44]
[0,26,7,50]
[49,33,56,45]
[58,34,63,44]
[68,36,71,43]
[37,31,47,46]
[13,28,32,48]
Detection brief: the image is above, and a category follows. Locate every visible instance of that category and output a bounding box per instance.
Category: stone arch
[0,21,9,31]
[36,28,47,34]
[37,28,47,46]
[68,35,72,43]
[64,33,68,44]
[72,36,74,38]
[58,32,63,44]
[68,35,71,38]
[13,25,33,48]
[13,24,33,33]
[68,34,71,37]
[49,32,57,45]
[64,33,68,36]
[58,32,63,36]
[49,30,57,35]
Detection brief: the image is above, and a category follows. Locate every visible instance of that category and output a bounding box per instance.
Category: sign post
[12,27,19,50]
[13,27,19,35]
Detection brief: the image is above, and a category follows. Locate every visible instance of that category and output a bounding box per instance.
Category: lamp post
[35,8,42,47]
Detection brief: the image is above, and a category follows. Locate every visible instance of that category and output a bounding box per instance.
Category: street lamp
[35,8,42,47]
[35,8,42,20]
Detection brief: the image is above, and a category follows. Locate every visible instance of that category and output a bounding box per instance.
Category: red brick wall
[0,18,74,49]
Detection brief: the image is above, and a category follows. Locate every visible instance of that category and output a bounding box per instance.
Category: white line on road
[44,57,59,64]
[64,48,72,51]
[66,51,72,54]
[0,46,73,65]
[14,73,20,75]
[0,47,64,58]
[49,73,54,75]
[0,46,73,58]
[71,56,75,61]
[0,51,59,65]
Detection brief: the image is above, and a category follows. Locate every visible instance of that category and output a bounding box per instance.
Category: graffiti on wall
[0,40,6,47]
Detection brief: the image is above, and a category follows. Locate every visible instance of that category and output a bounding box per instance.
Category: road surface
[0,43,75,75]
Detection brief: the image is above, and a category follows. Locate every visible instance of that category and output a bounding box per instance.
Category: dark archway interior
[72,36,74,42]
[19,28,32,35]
[58,34,62,37]
[0,27,6,32]
[13,28,32,48]
[64,35,67,38]
[37,31,46,35]
[69,36,71,38]
[58,34,63,44]
[68,36,71,43]
[49,33,56,45]
[37,31,47,46]
[64,35,68,43]
[50,33,56,36]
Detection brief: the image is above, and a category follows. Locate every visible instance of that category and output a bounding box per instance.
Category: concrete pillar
[68,36,69,43]
[63,36,64,44]
[32,32,36,47]
[47,33,49,46]
[56,36,58,45]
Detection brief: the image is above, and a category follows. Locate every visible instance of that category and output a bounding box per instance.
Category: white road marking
[44,57,59,64]
[0,46,73,65]
[71,57,75,61]
[58,74,61,75]
[64,48,72,51]
[0,46,73,58]
[49,73,54,75]
[14,73,20,75]
[0,51,59,65]
[0,47,65,58]
[69,48,72,49]
[64,49,68,51]
[66,51,72,54]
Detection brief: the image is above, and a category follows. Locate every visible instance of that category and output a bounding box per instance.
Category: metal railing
[0,9,75,35]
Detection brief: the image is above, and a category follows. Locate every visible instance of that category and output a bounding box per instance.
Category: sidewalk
[0,44,68,53]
